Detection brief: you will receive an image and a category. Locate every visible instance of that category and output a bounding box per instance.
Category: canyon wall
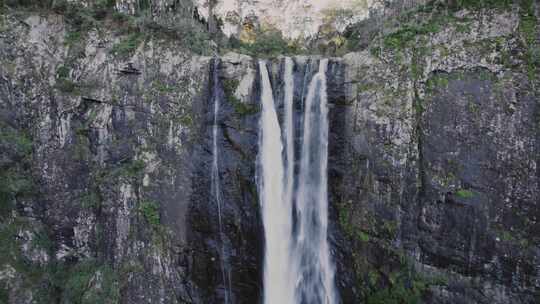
[0,2,538,303]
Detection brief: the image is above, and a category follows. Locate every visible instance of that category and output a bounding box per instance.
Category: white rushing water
[293,58,336,304]
[259,58,337,304]
[283,57,296,231]
[211,59,231,304]
[258,60,294,304]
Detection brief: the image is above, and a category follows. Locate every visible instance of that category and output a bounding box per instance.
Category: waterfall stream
[258,60,294,304]
[258,58,338,304]
[211,59,231,304]
[293,59,336,304]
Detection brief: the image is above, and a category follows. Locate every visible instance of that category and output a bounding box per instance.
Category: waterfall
[258,60,294,304]
[210,59,231,304]
[293,58,337,304]
[283,57,295,229]
[259,58,338,304]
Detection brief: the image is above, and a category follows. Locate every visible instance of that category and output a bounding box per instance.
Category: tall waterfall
[210,59,231,304]
[258,60,294,304]
[293,59,336,304]
[258,58,338,304]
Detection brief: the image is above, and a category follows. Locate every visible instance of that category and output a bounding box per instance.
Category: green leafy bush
[55,78,79,94]
[519,0,538,80]
[455,189,475,199]
[111,32,143,56]
[46,260,120,304]
[0,123,33,218]
[124,159,146,178]
[138,200,160,227]
[222,79,259,116]
[56,65,70,78]
[92,0,115,19]
[383,21,442,50]
[451,0,512,10]
[233,26,298,57]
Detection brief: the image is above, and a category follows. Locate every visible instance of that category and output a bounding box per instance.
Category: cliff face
[333,7,539,303]
[0,2,539,304]
[0,10,215,303]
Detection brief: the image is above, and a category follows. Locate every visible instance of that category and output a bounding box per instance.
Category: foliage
[55,63,93,95]
[0,124,36,296]
[0,235,119,303]
[0,221,19,267]
[4,0,113,20]
[152,80,175,93]
[426,74,450,93]
[363,252,447,304]
[118,159,146,179]
[450,0,512,10]
[56,78,80,93]
[0,123,33,218]
[53,1,103,40]
[455,189,475,199]
[231,25,299,57]
[222,79,239,97]
[43,260,120,304]
[118,11,213,55]
[56,65,70,78]
[312,7,358,56]
[0,285,7,304]
[3,0,54,9]
[138,200,160,227]
[64,30,82,46]
[337,201,356,239]
[181,23,213,55]
[222,79,258,116]
[0,222,51,287]
[92,0,116,19]
[358,231,370,243]
[383,20,442,50]
[111,32,143,56]
[232,99,258,116]
[337,201,397,243]
[80,191,101,209]
[31,230,53,253]
[3,0,213,55]
[519,0,539,80]
[0,123,32,156]
[344,0,515,53]
[366,277,426,304]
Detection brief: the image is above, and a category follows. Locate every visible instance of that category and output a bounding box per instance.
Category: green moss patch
[0,123,34,218]
[138,200,160,228]
[455,189,475,199]
[519,0,539,80]
[223,79,258,116]
[111,32,143,56]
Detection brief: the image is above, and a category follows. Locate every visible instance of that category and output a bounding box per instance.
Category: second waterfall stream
[258,58,338,304]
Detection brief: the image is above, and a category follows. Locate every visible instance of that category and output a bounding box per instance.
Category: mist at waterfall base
[258,58,338,304]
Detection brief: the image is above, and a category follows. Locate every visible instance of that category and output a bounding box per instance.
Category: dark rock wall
[188,56,262,304]
[333,7,540,304]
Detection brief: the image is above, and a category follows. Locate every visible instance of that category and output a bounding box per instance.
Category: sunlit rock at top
[196,0,377,38]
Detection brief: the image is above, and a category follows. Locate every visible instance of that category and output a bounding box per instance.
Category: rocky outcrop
[333,6,539,304]
[1,9,213,303]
